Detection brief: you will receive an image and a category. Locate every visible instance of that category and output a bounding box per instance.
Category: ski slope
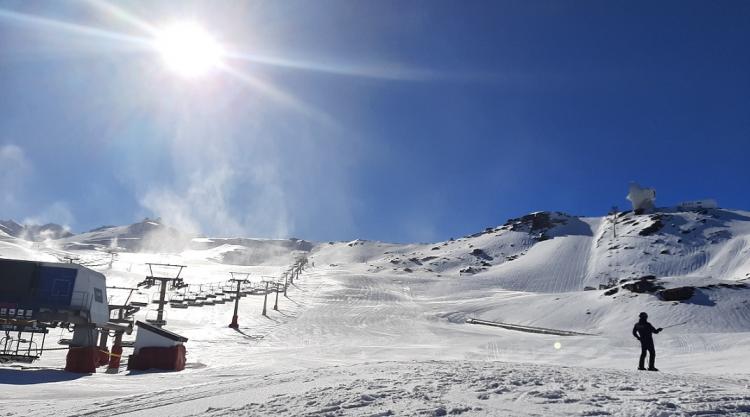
[2,208,750,416]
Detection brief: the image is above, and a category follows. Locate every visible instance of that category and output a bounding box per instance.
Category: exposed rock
[470,249,493,261]
[604,287,619,296]
[622,276,664,294]
[658,286,695,301]
[639,216,664,236]
[460,266,485,275]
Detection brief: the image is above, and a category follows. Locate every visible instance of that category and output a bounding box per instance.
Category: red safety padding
[108,344,123,370]
[97,348,110,367]
[127,345,186,372]
[65,346,98,374]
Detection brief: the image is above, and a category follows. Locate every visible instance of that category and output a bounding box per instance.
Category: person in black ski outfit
[632,312,662,371]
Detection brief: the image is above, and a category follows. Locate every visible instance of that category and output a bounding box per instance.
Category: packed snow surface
[2,208,750,416]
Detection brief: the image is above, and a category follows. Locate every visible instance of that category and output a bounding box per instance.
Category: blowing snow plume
[128,81,361,241]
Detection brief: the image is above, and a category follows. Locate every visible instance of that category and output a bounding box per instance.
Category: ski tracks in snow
[64,361,750,417]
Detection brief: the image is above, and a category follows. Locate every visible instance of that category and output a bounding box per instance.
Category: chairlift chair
[169,293,188,309]
[129,292,149,307]
[239,284,252,296]
[145,309,167,327]
[195,285,208,301]
[151,292,166,305]
[0,327,48,364]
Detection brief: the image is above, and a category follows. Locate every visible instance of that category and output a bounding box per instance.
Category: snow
[2,208,750,416]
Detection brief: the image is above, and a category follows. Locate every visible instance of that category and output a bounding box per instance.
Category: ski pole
[662,321,688,329]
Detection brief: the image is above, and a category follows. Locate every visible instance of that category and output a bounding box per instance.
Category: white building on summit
[627,182,656,212]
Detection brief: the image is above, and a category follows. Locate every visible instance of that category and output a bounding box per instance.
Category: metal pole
[229,280,241,329]
[273,282,279,310]
[283,272,288,297]
[262,281,269,316]
[155,278,168,326]
[3,331,10,353]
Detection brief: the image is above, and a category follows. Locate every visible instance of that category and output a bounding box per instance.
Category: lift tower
[137,263,187,327]
[228,272,250,329]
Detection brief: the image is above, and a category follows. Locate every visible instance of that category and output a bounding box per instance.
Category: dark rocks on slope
[622,276,664,294]
[470,249,493,261]
[604,287,619,296]
[657,287,695,301]
[504,212,566,233]
[639,216,664,236]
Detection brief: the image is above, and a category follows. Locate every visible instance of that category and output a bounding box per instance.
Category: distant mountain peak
[0,219,72,241]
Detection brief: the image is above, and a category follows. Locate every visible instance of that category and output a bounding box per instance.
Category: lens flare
[154,22,223,78]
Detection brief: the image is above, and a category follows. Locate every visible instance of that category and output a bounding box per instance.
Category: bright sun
[154,22,224,78]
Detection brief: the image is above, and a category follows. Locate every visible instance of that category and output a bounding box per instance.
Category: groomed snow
[2,208,750,416]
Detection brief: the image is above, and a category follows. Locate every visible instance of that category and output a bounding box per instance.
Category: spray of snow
[0,144,32,210]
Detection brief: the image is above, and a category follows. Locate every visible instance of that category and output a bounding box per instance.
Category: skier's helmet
[639,312,648,319]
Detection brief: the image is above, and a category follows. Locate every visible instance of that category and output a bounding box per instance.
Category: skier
[632,312,662,371]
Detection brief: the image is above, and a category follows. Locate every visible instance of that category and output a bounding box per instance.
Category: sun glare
[154,22,223,78]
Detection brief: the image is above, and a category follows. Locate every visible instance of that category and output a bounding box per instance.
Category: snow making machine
[0,258,132,372]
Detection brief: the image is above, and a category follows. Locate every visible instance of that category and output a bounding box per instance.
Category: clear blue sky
[0,1,748,242]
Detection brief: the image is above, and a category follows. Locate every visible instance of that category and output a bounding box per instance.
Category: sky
[0,0,749,243]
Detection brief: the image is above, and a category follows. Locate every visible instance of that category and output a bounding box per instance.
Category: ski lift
[170,292,185,303]
[145,309,167,327]
[211,284,224,296]
[0,326,48,364]
[169,292,187,309]
[151,292,164,304]
[195,285,208,301]
[129,292,149,307]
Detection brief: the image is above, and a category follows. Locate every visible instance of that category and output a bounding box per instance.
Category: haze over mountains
[5,204,750,286]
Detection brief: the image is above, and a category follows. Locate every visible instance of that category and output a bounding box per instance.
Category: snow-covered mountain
[0,219,72,241]
[2,207,750,416]
[316,207,750,288]
[7,206,750,291]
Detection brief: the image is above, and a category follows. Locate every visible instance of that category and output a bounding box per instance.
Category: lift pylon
[137,263,188,327]
[228,272,250,329]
